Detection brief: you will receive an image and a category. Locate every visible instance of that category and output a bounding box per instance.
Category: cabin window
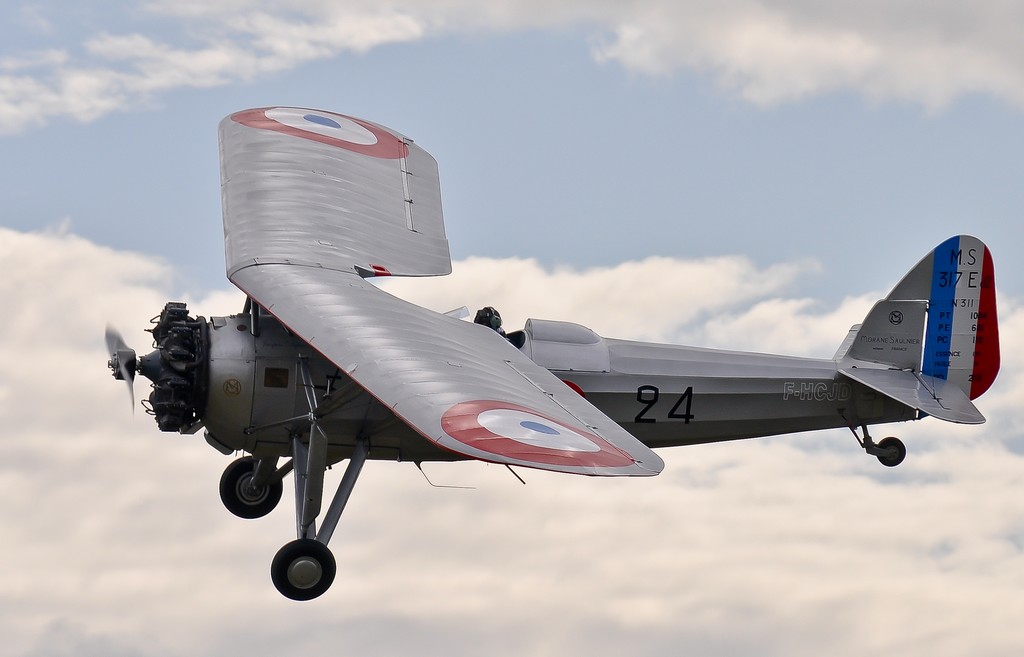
[264,367,290,388]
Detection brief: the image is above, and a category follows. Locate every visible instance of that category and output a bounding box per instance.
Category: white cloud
[378,254,818,345]
[0,49,66,72]
[3,1,1024,133]
[684,294,876,355]
[1,226,1022,656]
[591,2,1024,108]
[0,4,426,134]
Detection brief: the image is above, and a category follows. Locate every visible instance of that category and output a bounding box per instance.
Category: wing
[220,108,663,477]
[220,107,451,278]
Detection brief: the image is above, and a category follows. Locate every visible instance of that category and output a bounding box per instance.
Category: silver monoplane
[106,107,1000,600]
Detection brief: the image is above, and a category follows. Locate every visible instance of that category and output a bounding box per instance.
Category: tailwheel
[271,539,336,601]
[875,436,907,468]
[219,457,283,519]
[848,423,908,468]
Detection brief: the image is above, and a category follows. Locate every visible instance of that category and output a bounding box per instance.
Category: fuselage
[191,313,915,465]
[516,319,915,450]
[556,338,913,448]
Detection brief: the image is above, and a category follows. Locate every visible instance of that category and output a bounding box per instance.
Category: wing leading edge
[232,265,664,476]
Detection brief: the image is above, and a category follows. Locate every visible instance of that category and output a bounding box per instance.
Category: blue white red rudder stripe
[920,236,999,399]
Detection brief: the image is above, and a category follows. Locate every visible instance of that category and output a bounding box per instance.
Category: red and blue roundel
[230,107,409,159]
[441,400,635,468]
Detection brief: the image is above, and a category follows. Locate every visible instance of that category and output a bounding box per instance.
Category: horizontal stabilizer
[840,367,985,424]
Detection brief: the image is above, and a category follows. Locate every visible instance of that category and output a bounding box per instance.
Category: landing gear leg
[270,356,369,601]
[271,439,368,600]
[849,424,906,468]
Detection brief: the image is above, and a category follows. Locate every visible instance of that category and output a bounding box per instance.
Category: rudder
[886,235,1000,399]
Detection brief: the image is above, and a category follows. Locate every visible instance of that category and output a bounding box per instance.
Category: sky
[2,2,1023,656]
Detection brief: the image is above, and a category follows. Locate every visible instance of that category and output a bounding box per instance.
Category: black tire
[271,539,336,601]
[876,437,907,468]
[219,457,283,519]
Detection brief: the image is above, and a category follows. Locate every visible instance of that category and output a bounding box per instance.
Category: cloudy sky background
[2,2,1023,655]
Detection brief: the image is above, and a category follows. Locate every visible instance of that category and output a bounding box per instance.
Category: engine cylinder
[142,302,210,431]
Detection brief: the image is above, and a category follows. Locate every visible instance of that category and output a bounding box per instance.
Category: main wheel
[876,437,907,468]
[271,539,337,601]
[219,457,283,519]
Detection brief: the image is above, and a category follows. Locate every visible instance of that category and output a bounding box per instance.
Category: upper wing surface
[220,107,450,278]
[232,265,663,477]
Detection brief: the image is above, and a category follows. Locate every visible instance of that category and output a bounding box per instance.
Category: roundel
[229,107,409,159]
[440,400,635,469]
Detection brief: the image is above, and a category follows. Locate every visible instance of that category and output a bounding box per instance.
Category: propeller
[105,325,138,410]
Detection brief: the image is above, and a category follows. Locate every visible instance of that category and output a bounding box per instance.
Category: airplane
[105,107,1000,601]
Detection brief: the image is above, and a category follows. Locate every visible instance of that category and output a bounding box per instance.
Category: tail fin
[888,235,1000,399]
[839,236,1000,423]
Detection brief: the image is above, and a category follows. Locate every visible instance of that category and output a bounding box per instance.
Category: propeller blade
[105,325,137,411]
[104,325,128,355]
